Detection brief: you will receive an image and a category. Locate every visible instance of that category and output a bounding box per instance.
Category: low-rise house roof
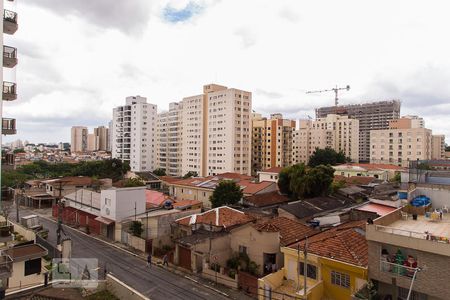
[288,220,368,267]
[260,167,283,174]
[173,199,202,209]
[42,176,94,186]
[334,175,377,186]
[279,196,354,220]
[335,163,405,171]
[355,203,397,216]
[244,191,291,207]
[145,190,169,208]
[254,217,317,246]
[3,244,48,262]
[176,206,253,229]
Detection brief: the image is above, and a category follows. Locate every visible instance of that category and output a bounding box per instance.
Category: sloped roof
[145,190,168,207]
[254,217,317,246]
[288,221,368,267]
[279,196,350,220]
[334,175,377,186]
[336,163,405,171]
[176,206,253,229]
[356,203,396,216]
[244,191,290,207]
[42,176,94,186]
[260,167,283,174]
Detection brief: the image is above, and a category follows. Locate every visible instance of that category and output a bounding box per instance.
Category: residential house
[230,217,318,276]
[42,176,112,197]
[257,167,283,183]
[258,221,368,300]
[173,206,254,272]
[165,172,277,209]
[333,163,404,181]
[243,191,291,208]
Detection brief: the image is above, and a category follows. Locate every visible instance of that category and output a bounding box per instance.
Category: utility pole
[134,202,136,221]
[55,181,66,246]
[304,237,308,299]
[407,267,422,300]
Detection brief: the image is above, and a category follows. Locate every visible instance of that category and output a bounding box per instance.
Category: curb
[184,275,229,297]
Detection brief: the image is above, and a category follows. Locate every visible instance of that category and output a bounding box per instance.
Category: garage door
[178,246,192,271]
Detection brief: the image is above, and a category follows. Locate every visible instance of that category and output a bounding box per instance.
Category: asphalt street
[17,208,233,300]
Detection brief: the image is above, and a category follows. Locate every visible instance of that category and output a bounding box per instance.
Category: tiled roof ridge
[335,230,364,266]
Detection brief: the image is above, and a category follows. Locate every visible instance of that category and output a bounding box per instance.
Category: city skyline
[3,0,450,143]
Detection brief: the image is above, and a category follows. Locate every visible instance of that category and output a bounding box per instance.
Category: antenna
[306,85,350,106]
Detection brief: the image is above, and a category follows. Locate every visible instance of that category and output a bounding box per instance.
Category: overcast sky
[3,0,450,144]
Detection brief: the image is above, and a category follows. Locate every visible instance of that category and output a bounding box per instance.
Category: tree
[152,168,166,176]
[277,164,335,199]
[123,177,145,187]
[13,148,25,154]
[1,170,32,188]
[183,171,198,179]
[308,147,349,167]
[129,221,143,237]
[210,180,243,208]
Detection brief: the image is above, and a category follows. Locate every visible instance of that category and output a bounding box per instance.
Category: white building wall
[100,187,146,222]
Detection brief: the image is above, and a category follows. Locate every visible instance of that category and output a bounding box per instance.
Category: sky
[3,0,450,144]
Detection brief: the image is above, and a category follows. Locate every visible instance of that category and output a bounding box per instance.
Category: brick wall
[368,240,450,299]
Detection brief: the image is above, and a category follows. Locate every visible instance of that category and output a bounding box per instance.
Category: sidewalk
[26,207,256,300]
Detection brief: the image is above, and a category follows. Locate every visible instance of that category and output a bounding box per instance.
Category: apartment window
[331,271,350,288]
[239,245,247,255]
[299,262,317,279]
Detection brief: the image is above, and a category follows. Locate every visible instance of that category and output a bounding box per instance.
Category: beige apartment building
[431,134,446,160]
[292,114,359,164]
[157,102,183,176]
[252,113,296,174]
[181,84,252,176]
[370,116,432,167]
[86,133,98,152]
[94,125,109,151]
[70,126,88,153]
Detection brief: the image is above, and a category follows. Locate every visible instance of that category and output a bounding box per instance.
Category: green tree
[277,167,291,195]
[308,147,349,167]
[129,221,143,237]
[183,171,198,179]
[152,168,166,176]
[13,148,25,154]
[1,170,33,188]
[210,180,243,208]
[123,177,145,187]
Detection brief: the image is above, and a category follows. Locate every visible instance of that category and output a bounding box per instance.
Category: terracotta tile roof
[176,206,253,229]
[334,175,376,186]
[244,191,290,207]
[254,217,317,246]
[160,176,183,184]
[356,203,396,216]
[260,167,283,174]
[4,244,48,261]
[289,220,368,267]
[166,172,275,195]
[173,199,202,209]
[42,176,94,186]
[145,190,168,207]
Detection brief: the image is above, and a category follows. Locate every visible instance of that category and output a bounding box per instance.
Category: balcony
[0,255,12,279]
[3,9,18,35]
[3,81,17,101]
[2,118,16,135]
[3,45,17,68]
[0,222,13,243]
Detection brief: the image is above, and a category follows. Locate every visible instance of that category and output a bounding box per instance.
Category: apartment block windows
[331,271,350,288]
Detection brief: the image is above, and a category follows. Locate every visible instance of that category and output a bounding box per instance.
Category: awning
[94,216,115,225]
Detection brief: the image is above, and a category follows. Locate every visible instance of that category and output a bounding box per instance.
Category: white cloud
[4,0,450,144]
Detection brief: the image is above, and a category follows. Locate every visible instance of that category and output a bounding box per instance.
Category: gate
[178,245,192,271]
[36,235,61,259]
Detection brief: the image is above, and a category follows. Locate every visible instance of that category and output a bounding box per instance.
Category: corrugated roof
[356,203,396,216]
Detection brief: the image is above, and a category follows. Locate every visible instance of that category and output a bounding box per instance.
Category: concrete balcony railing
[0,254,12,279]
[3,81,17,101]
[379,260,418,279]
[3,9,18,35]
[3,45,17,68]
[2,118,16,135]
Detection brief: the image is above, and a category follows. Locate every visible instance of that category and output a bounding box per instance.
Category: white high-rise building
[156,102,183,176]
[112,96,157,172]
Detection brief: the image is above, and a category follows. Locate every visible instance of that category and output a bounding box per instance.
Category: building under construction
[316,100,401,163]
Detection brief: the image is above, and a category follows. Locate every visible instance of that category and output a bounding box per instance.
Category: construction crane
[306,85,350,106]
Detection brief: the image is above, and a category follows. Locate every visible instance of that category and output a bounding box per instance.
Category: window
[331,271,350,288]
[25,258,42,276]
[299,262,317,279]
[239,245,247,255]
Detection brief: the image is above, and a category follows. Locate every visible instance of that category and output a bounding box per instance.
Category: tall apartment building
[156,102,183,176]
[112,96,157,172]
[370,116,432,167]
[293,114,359,164]
[251,113,295,174]
[0,0,18,187]
[94,125,109,151]
[316,100,401,162]
[181,84,252,177]
[431,134,446,160]
[70,126,88,153]
[86,133,98,152]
